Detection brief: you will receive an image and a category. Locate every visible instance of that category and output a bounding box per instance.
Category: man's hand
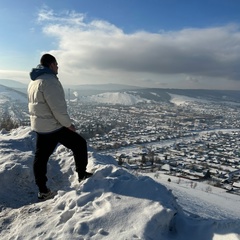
[68,124,76,132]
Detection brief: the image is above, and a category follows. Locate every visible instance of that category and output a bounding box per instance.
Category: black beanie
[40,54,56,67]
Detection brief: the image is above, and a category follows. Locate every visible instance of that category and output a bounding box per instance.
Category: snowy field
[0,127,240,240]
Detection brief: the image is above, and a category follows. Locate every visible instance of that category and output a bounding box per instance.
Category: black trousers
[33,127,88,192]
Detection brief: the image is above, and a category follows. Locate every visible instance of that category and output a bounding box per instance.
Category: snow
[81,92,148,105]
[168,93,240,107]
[168,93,209,106]
[0,127,240,240]
[0,85,27,104]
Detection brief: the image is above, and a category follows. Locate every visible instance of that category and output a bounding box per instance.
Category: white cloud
[37,9,240,89]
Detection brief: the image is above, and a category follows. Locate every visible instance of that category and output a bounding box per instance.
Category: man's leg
[56,128,89,179]
[34,132,58,192]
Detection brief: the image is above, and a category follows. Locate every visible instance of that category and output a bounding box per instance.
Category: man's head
[40,53,58,74]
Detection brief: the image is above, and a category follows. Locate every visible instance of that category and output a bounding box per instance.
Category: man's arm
[68,124,76,132]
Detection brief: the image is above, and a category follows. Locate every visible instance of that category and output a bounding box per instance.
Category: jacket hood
[29,64,56,80]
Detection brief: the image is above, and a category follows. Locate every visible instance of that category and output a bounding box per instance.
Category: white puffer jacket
[28,66,72,133]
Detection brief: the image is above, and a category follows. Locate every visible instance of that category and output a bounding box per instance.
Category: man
[28,53,92,200]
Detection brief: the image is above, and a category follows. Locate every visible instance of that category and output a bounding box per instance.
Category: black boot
[78,171,93,182]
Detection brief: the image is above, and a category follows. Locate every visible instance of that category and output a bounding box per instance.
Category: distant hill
[68,83,143,91]
[1,79,240,105]
[0,84,27,103]
[0,79,27,89]
[0,80,142,95]
[72,88,240,105]
[164,88,240,103]
[66,83,143,95]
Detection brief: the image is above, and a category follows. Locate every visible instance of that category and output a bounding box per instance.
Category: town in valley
[1,85,240,194]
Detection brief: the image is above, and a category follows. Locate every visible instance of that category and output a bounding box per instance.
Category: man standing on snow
[28,53,92,200]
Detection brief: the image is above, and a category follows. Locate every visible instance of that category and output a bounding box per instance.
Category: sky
[1,0,240,89]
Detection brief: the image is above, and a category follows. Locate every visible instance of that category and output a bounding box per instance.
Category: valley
[0,83,240,194]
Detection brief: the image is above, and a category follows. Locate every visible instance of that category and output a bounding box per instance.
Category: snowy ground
[0,127,240,240]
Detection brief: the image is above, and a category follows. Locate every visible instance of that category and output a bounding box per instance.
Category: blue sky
[1,0,240,89]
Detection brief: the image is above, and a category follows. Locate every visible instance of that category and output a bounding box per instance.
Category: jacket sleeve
[42,77,72,128]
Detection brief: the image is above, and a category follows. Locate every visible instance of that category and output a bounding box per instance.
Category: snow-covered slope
[168,93,240,106]
[168,93,209,106]
[80,92,149,105]
[0,85,27,104]
[0,127,240,240]
[0,79,27,89]
[0,85,28,125]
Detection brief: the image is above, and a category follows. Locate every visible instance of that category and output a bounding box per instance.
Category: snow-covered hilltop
[0,127,240,240]
[80,92,150,105]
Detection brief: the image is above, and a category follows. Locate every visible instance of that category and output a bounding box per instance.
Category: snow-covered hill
[0,127,240,240]
[0,85,28,126]
[1,81,240,107]
[169,93,240,106]
[0,79,27,89]
[0,84,27,104]
[80,92,150,105]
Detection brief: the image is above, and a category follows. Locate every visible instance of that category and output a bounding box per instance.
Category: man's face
[50,61,58,75]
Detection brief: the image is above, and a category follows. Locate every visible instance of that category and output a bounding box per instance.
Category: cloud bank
[38,8,240,89]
